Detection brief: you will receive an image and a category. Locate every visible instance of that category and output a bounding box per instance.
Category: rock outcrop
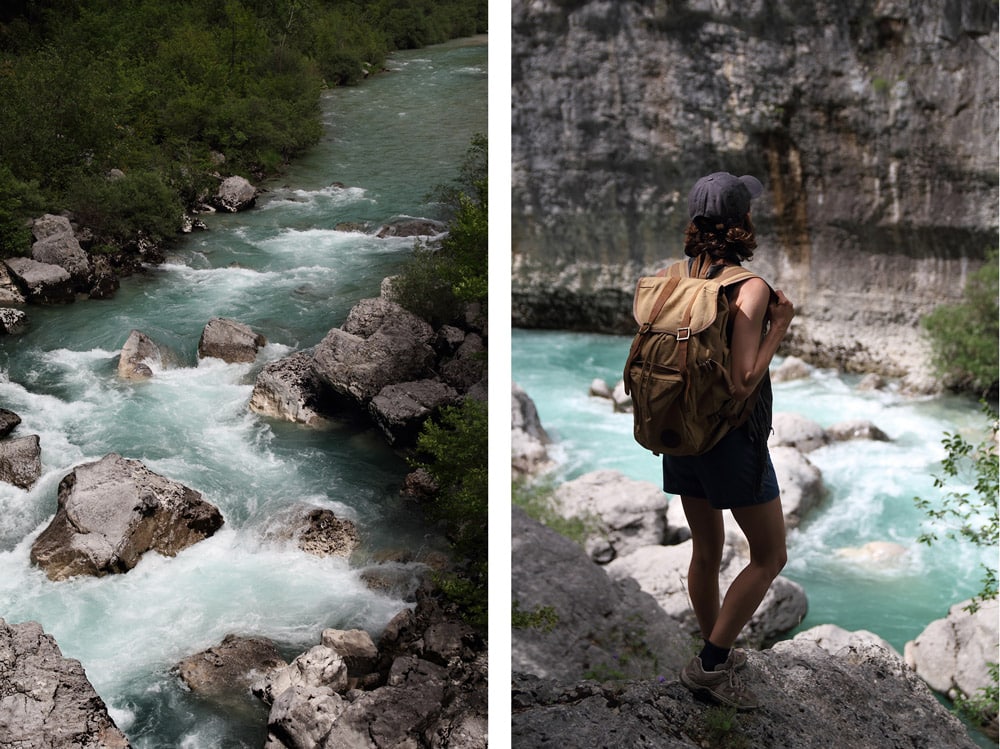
[258,588,487,749]
[904,598,999,702]
[511,382,553,479]
[251,292,486,449]
[0,618,131,749]
[512,641,978,749]
[30,213,91,285]
[511,0,998,379]
[30,453,224,580]
[176,634,287,708]
[4,257,74,304]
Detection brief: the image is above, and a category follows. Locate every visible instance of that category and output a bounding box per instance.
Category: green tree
[410,398,487,629]
[922,250,999,399]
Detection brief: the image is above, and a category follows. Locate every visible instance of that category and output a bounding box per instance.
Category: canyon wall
[511,0,998,376]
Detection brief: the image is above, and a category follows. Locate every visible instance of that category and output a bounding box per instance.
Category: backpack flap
[632,276,723,336]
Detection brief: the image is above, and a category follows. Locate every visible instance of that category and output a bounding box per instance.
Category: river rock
[262,587,487,749]
[588,378,612,399]
[176,634,287,704]
[440,332,486,393]
[835,540,909,566]
[512,639,977,749]
[312,299,436,404]
[248,350,331,425]
[512,382,553,479]
[87,254,120,299]
[827,419,891,442]
[771,355,812,382]
[793,623,900,657]
[0,619,131,749]
[118,329,161,379]
[375,217,447,238]
[262,504,361,558]
[769,412,829,452]
[904,598,999,701]
[0,263,25,305]
[368,379,460,446]
[4,257,74,304]
[0,308,27,334]
[30,453,224,580]
[605,540,808,646]
[551,469,668,563]
[0,434,41,490]
[512,505,691,682]
[215,175,257,212]
[0,408,21,438]
[30,215,91,284]
[197,317,266,363]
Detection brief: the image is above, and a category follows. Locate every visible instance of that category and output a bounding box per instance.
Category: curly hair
[683,214,758,267]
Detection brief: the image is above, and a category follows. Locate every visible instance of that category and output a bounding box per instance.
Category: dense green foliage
[914,404,998,733]
[411,398,487,629]
[393,134,488,326]
[922,250,999,399]
[0,0,486,256]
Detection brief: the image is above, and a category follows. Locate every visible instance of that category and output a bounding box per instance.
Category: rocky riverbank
[512,383,998,745]
[511,0,998,383]
[0,199,488,745]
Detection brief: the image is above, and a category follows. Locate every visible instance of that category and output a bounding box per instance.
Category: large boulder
[375,217,447,238]
[118,329,162,380]
[512,506,690,682]
[312,299,435,405]
[197,317,267,363]
[769,412,829,452]
[30,453,224,580]
[904,598,1000,702]
[512,640,978,749]
[0,434,41,490]
[248,350,330,425]
[176,634,287,707]
[4,257,74,304]
[793,623,900,657]
[367,379,460,446]
[30,214,91,285]
[551,469,669,563]
[511,382,553,479]
[0,408,21,438]
[0,618,131,749]
[215,176,257,212]
[0,263,25,305]
[261,590,486,749]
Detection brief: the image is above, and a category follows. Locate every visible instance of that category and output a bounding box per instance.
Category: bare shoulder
[732,277,771,307]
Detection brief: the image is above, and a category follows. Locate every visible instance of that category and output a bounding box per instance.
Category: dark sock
[699,639,731,671]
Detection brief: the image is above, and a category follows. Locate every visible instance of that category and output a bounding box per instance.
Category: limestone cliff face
[512,0,998,376]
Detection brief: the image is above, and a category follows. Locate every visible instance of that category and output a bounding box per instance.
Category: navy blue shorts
[662,426,780,510]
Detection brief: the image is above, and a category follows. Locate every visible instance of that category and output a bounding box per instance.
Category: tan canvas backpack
[623,260,770,456]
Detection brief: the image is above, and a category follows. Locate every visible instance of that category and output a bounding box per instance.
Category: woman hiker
[666,172,795,710]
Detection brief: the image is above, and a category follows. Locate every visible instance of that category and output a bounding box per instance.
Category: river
[0,36,487,748]
[512,328,996,747]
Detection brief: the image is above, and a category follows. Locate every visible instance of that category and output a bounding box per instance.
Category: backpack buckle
[676,327,691,341]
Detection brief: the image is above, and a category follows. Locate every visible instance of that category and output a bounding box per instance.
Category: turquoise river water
[512,328,997,746]
[0,37,486,748]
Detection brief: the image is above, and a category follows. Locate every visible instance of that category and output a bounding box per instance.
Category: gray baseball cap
[688,172,764,226]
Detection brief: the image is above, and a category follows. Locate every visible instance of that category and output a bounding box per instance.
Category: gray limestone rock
[215,175,257,212]
[176,634,287,705]
[197,317,266,363]
[0,434,41,489]
[30,453,223,580]
[368,379,460,446]
[248,350,330,425]
[5,257,74,304]
[512,505,691,683]
[118,330,162,380]
[0,618,131,749]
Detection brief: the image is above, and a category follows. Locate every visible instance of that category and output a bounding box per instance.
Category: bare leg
[708,496,787,649]
[680,495,726,640]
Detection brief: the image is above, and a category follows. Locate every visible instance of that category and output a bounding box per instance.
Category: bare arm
[728,278,795,402]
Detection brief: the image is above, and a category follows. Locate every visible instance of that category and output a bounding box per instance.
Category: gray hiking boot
[680,655,759,710]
